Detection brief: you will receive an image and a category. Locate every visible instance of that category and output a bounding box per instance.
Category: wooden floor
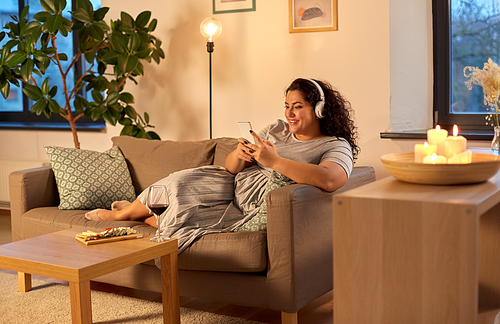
[0,210,333,324]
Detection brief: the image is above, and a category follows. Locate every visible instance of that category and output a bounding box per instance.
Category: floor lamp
[200,17,222,139]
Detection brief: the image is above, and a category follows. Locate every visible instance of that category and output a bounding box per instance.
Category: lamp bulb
[200,17,222,42]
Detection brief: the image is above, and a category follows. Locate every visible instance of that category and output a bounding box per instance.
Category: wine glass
[146,185,169,242]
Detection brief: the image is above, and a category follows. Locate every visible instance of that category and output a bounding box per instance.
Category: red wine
[149,204,168,215]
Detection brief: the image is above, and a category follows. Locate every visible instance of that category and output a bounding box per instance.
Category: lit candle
[414,142,437,163]
[447,149,472,164]
[423,153,447,164]
[443,125,467,159]
[427,125,449,156]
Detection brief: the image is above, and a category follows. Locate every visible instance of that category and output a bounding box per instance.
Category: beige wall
[0,0,490,180]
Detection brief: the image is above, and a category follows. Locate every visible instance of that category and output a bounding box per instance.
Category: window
[0,0,104,130]
[433,0,500,132]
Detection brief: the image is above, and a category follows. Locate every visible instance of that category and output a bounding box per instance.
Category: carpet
[0,270,263,324]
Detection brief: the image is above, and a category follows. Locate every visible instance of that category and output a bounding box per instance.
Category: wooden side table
[333,175,500,324]
[0,228,179,324]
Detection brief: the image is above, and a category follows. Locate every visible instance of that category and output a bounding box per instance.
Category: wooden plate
[380,152,500,185]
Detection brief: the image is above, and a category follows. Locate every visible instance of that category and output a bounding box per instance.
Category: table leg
[161,252,180,324]
[18,272,31,292]
[69,280,92,324]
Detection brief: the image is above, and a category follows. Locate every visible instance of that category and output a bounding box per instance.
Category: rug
[0,270,263,324]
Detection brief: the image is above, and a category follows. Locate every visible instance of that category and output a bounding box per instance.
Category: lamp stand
[207,42,214,139]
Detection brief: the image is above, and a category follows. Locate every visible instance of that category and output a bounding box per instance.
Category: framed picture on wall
[213,0,256,14]
[289,0,338,33]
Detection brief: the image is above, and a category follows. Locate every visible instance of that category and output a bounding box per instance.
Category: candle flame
[453,124,458,137]
[436,125,441,131]
[431,153,437,161]
[424,142,428,148]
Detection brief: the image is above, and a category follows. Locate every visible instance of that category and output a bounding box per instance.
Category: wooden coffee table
[0,228,179,324]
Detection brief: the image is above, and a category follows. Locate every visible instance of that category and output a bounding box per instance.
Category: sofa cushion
[178,232,268,272]
[235,171,295,232]
[44,145,136,210]
[111,136,217,194]
[20,207,268,272]
[213,137,238,167]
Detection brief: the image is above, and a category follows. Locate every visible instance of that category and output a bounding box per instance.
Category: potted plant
[0,0,164,148]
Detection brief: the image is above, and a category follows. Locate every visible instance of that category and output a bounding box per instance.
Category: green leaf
[33,11,51,22]
[135,11,151,28]
[72,8,91,23]
[57,53,68,61]
[105,90,120,106]
[120,124,134,136]
[128,33,140,52]
[110,33,127,54]
[101,50,120,64]
[91,89,103,102]
[23,84,44,101]
[44,14,64,33]
[120,92,134,104]
[20,6,29,20]
[148,18,157,32]
[119,117,133,126]
[120,12,135,29]
[76,0,93,14]
[0,82,10,99]
[6,52,26,67]
[125,55,138,73]
[144,112,150,124]
[48,98,62,113]
[146,131,161,140]
[40,0,57,14]
[48,85,58,97]
[124,105,137,120]
[30,99,47,115]
[54,0,66,12]
[87,24,104,41]
[132,61,144,76]
[93,7,109,21]
[20,59,34,82]
[41,77,50,95]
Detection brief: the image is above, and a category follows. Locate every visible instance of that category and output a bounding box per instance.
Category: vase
[492,126,500,155]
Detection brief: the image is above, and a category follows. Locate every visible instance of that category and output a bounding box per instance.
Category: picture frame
[289,0,338,33]
[213,0,256,14]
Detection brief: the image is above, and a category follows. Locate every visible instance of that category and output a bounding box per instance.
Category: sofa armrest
[9,166,59,240]
[265,166,375,313]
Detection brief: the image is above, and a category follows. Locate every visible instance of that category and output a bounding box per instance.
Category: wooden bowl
[380,152,500,185]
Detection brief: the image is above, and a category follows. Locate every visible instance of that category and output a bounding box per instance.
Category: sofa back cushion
[111,136,217,194]
[213,137,239,167]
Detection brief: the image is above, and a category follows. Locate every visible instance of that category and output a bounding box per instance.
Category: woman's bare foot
[85,209,105,221]
[111,200,132,211]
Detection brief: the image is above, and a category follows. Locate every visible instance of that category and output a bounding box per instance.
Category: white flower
[464,58,500,127]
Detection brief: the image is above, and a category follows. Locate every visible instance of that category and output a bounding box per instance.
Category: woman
[85,78,359,253]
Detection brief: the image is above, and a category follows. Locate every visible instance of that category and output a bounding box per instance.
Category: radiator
[0,160,49,207]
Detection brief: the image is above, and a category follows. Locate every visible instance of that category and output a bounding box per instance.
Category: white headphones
[308,79,325,119]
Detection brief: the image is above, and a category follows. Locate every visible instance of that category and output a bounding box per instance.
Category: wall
[1,0,486,181]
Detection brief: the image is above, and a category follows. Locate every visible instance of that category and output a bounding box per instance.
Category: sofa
[9,135,376,324]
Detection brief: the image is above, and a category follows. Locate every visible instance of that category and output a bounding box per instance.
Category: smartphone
[238,121,255,144]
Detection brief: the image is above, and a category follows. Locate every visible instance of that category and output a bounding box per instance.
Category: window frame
[432,0,493,133]
[0,0,105,131]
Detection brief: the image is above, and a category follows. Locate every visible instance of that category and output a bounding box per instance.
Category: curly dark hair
[285,78,360,160]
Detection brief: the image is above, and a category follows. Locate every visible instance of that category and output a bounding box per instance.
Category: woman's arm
[248,131,348,192]
[225,138,256,174]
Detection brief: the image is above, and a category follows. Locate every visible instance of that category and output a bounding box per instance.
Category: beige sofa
[9,136,376,324]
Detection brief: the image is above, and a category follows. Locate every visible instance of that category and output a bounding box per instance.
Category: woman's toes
[111,200,132,211]
[85,209,104,221]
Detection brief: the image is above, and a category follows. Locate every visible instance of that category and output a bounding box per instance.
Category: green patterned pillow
[234,171,296,232]
[45,145,136,210]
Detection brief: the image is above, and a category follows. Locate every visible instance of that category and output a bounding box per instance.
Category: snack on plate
[75,227,137,242]
[100,227,137,237]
